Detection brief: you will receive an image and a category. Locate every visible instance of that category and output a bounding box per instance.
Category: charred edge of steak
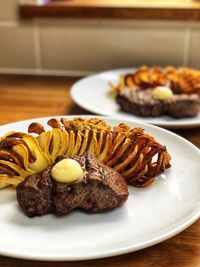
[17,153,129,217]
[116,88,200,118]
[16,166,54,217]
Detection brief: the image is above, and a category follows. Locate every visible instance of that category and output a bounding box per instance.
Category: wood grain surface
[20,0,200,20]
[0,74,199,267]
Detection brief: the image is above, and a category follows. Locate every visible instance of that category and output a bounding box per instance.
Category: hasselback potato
[0,118,171,189]
[110,66,200,95]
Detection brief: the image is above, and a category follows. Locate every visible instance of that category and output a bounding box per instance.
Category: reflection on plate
[71,68,200,128]
[0,116,200,261]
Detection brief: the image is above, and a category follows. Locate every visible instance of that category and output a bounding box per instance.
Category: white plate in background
[71,68,200,128]
[0,115,199,261]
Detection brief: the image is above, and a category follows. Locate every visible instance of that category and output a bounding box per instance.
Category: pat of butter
[152,86,173,100]
[51,159,84,183]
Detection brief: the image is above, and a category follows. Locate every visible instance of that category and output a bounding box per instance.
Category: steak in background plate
[117,88,200,118]
[17,153,129,218]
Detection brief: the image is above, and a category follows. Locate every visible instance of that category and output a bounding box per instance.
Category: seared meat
[167,94,200,118]
[17,166,54,217]
[17,153,128,217]
[117,89,164,117]
[117,88,200,118]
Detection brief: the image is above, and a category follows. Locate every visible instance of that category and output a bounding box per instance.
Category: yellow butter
[51,158,83,183]
[152,86,173,100]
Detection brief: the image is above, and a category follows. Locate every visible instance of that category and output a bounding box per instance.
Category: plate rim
[70,68,200,129]
[0,115,200,261]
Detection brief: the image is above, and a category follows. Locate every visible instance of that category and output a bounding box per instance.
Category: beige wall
[0,0,200,76]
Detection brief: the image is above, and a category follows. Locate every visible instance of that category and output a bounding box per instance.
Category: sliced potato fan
[110,66,200,95]
[0,118,171,189]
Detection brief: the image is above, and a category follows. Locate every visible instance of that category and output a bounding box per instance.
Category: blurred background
[0,0,200,77]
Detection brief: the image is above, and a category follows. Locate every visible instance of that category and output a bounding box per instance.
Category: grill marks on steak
[117,88,200,118]
[17,153,128,217]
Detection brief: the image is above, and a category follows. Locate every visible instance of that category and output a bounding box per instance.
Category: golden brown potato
[0,118,171,189]
[110,66,200,95]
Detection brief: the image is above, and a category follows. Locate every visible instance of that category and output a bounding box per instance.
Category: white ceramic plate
[71,68,200,128]
[0,116,200,261]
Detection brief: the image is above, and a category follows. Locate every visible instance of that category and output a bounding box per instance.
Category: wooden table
[0,75,199,267]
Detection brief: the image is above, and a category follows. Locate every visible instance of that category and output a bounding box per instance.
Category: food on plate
[0,117,171,189]
[51,158,84,183]
[111,66,200,118]
[17,153,129,217]
[117,88,200,118]
[152,86,173,100]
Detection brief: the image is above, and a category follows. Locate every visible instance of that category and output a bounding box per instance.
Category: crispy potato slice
[22,135,49,172]
[88,130,98,156]
[107,137,132,167]
[0,174,24,189]
[28,123,45,134]
[78,129,89,156]
[0,149,23,167]
[0,160,29,178]
[0,131,16,140]
[71,130,82,157]
[114,144,138,172]
[50,128,62,162]
[65,130,75,157]
[98,132,113,163]
[95,130,105,158]
[121,153,144,178]
[12,144,35,173]
[113,66,200,95]
[37,131,52,162]
[59,130,69,156]
[0,117,171,189]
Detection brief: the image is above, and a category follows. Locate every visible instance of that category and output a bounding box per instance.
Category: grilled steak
[117,88,200,118]
[17,166,54,217]
[167,94,200,118]
[17,153,129,217]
